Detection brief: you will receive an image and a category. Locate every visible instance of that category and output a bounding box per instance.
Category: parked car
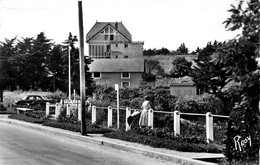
[14,95,55,110]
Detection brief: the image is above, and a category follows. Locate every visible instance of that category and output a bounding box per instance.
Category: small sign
[115,84,119,91]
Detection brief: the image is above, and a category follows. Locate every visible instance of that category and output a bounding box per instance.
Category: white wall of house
[93,72,143,88]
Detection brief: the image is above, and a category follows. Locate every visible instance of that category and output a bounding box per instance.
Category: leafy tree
[14,37,35,90]
[190,47,201,55]
[29,32,53,90]
[189,41,226,95]
[176,43,189,55]
[169,57,192,78]
[63,33,95,97]
[143,49,155,56]
[47,45,67,92]
[143,59,164,81]
[211,0,260,163]
[155,47,170,55]
[0,37,17,90]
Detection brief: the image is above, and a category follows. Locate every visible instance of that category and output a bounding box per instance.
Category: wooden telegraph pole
[78,1,86,135]
[68,45,71,100]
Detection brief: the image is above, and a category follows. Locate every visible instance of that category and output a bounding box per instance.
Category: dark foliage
[0,32,95,94]
[169,57,192,78]
[42,121,113,134]
[0,104,7,111]
[8,114,48,124]
[214,0,260,163]
[104,128,222,153]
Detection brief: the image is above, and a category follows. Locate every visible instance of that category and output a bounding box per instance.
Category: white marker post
[115,84,119,129]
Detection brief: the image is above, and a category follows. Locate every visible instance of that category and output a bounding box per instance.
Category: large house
[86,21,144,87]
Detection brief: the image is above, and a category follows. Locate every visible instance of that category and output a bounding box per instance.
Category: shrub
[128,97,143,109]
[46,90,67,102]
[104,129,222,153]
[43,121,113,134]
[57,106,79,124]
[174,93,224,115]
[153,88,177,111]
[43,121,81,132]
[92,86,176,112]
[25,111,46,119]
[8,114,48,124]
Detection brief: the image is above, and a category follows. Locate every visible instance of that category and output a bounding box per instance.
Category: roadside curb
[0,117,218,165]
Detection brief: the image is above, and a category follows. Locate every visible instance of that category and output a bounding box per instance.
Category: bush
[46,90,67,102]
[92,86,176,112]
[104,129,222,153]
[8,114,48,124]
[174,93,224,114]
[25,111,46,119]
[43,121,113,134]
[57,106,79,124]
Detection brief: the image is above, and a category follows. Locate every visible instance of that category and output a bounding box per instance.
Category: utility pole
[68,44,71,100]
[78,1,86,135]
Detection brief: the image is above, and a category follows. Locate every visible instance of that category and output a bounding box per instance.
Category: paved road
[0,123,179,165]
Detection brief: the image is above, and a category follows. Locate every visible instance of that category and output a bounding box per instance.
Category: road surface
[0,122,179,165]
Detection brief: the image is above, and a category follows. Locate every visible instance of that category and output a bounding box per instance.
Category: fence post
[78,106,81,121]
[108,106,113,127]
[148,109,154,129]
[92,106,96,124]
[55,103,61,119]
[46,102,50,117]
[66,104,71,117]
[174,111,180,136]
[126,107,131,131]
[206,112,214,143]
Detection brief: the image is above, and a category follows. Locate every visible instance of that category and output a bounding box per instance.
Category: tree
[190,47,201,55]
[189,41,226,95]
[62,33,95,96]
[0,37,17,90]
[212,0,260,163]
[169,57,192,78]
[143,49,155,56]
[156,47,170,55]
[143,59,164,81]
[29,32,53,90]
[14,37,35,90]
[176,43,189,55]
[47,45,67,92]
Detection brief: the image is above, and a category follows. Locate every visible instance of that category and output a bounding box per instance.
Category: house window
[124,43,128,48]
[104,35,108,40]
[121,72,130,79]
[93,72,101,79]
[110,35,114,41]
[116,43,118,47]
[124,55,128,58]
[121,82,130,88]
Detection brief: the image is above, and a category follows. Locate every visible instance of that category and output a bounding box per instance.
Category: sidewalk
[0,115,224,165]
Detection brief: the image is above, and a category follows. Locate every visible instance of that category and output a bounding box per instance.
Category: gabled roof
[86,22,132,42]
[89,58,144,72]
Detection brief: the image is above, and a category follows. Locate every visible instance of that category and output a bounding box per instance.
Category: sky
[0,0,240,52]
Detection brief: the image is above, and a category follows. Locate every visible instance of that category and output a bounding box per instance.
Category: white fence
[45,101,229,143]
[91,106,229,143]
[45,99,88,120]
